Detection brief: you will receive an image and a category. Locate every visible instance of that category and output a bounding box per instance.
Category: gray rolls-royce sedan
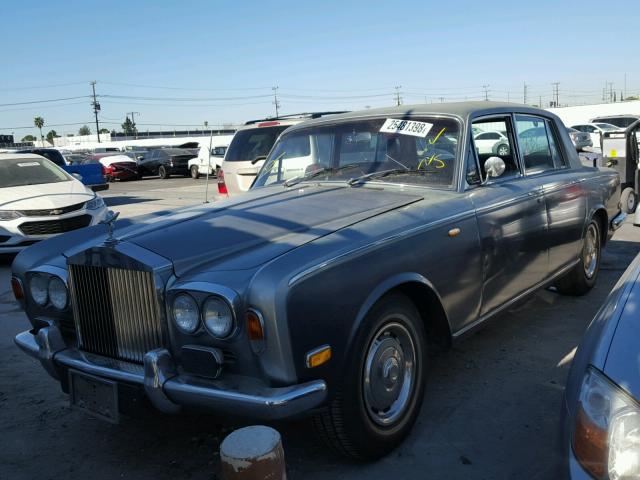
[11,102,624,459]
[562,251,640,479]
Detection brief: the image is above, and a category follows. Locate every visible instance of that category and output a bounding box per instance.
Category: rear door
[469,115,549,315]
[515,115,588,274]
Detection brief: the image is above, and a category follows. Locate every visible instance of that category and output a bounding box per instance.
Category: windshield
[224,126,289,162]
[595,123,619,131]
[253,117,460,188]
[0,157,71,188]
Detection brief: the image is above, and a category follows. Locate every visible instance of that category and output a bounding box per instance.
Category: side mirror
[71,173,83,181]
[483,157,506,182]
[251,155,267,165]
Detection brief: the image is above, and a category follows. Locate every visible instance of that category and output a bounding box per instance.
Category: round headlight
[172,294,200,333]
[203,296,234,338]
[29,274,48,306]
[48,276,68,309]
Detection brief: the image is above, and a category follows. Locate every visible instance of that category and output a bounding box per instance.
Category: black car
[137,148,197,178]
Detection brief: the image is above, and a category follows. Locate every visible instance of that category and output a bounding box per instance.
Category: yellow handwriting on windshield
[418,154,446,170]
[428,127,446,145]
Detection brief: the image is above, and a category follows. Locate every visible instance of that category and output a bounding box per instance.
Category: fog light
[29,274,48,306]
[306,345,332,368]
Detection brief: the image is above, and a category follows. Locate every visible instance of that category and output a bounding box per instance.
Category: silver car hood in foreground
[601,253,640,400]
[117,185,424,276]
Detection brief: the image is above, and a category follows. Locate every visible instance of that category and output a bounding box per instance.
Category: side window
[515,115,554,173]
[471,117,519,179]
[546,120,566,168]
[465,150,481,185]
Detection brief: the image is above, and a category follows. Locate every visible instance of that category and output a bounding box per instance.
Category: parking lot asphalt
[0,178,639,479]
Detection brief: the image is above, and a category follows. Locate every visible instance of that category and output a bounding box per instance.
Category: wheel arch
[588,206,609,247]
[350,273,452,352]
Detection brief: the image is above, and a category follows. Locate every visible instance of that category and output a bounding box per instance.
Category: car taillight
[217,169,228,196]
[102,165,113,175]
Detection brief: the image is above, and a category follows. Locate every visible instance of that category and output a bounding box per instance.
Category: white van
[188,144,228,179]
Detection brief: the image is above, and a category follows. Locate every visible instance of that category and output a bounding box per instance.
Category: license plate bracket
[69,370,119,424]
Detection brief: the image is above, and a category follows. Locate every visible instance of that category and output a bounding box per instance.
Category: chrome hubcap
[627,194,636,212]
[583,224,598,279]
[363,321,416,426]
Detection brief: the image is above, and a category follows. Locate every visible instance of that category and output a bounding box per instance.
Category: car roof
[0,152,45,161]
[284,101,556,133]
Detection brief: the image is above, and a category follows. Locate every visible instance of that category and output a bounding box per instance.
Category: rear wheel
[556,219,601,295]
[496,144,510,156]
[313,293,427,460]
[190,166,200,179]
[620,187,637,214]
[158,166,170,179]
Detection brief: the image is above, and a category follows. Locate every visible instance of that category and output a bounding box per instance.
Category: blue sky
[1,0,638,138]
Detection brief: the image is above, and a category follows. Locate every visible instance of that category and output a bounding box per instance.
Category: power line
[0,81,90,92]
[0,96,89,107]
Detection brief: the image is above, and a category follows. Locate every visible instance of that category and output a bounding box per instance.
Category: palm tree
[34,116,45,146]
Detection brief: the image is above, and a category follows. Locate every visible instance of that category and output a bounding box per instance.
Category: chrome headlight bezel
[172,293,201,334]
[85,196,105,210]
[202,296,235,339]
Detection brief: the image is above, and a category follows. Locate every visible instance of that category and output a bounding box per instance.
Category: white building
[548,100,640,127]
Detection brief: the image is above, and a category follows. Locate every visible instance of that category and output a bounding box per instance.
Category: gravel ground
[0,179,638,479]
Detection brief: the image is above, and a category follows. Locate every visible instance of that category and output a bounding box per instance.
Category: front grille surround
[68,264,166,363]
[19,201,86,217]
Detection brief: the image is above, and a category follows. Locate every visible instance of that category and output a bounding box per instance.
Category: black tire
[620,187,637,214]
[190,166,200,179]
[158,166,170,179]
[313,293,427,460]
[556,219,601,295]
[495,143,510,156]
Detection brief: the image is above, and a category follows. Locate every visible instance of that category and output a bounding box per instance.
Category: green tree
[46,129,59,145]
[99,128,110,134]
[21,134,36,142]
[121,116,137,136]
[34,116,45,145]
[78,125,91,136]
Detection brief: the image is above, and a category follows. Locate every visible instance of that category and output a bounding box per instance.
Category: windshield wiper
[347,168,439,186]
[283,163,362,188]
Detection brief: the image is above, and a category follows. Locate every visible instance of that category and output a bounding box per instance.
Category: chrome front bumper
[15,326,327,420]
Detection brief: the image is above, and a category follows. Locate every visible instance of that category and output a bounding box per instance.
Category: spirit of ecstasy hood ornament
[100,210,120,245]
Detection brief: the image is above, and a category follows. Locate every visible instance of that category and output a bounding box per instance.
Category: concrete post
[220,426,286,480]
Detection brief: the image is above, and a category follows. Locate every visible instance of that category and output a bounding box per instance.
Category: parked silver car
[562,250,640,479]
[567,127,593,152]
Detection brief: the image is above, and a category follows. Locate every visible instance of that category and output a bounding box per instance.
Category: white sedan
[0,153,108,253]
[473,130,511,156]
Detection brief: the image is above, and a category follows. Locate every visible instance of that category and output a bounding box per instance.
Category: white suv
[217,113,345,197]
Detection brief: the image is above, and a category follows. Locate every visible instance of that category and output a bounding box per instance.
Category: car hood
[0,179,93,210]
[118,185,423,276]
[602,257,640,401]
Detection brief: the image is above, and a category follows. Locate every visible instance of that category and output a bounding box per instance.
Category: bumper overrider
[15,324,327,420]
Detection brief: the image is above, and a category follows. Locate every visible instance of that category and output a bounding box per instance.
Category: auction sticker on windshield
[380,119,433,138]
[17,162,40,167]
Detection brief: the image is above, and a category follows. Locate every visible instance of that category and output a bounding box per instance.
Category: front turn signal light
[11,277,24,301]
[246,309,265,353]
[306,345,332,368]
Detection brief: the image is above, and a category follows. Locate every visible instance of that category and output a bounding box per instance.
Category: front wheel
[190,166,200,179]
[620,187,637,214]
[313,293,426,459]
[158,166,170,179]
[556,219,601,295]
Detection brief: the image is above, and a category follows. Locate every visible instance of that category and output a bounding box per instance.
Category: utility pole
[551,82,560,107]
[439,96,445,103]
[607,82,614,103]
[482,85,489,101]
[127,112,139,139]
[624,73,627,100]
[90,81,101,142]
[272,86,280,118]
[394,86,402,106]
[523,82,528,104]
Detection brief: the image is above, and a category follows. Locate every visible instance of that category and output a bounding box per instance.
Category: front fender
[347,272,447,350]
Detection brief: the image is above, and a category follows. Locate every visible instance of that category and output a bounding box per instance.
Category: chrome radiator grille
[68,264,165,363]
